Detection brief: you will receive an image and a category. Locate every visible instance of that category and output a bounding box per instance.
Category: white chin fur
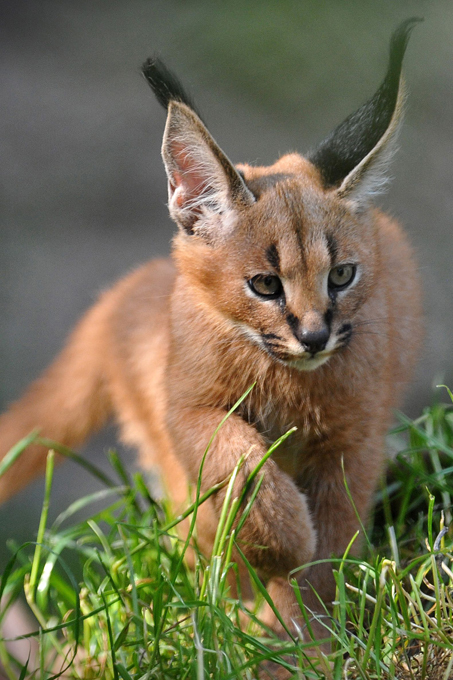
[287,353,332,372]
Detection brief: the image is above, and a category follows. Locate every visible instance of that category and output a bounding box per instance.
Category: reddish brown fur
[0,111,422,649]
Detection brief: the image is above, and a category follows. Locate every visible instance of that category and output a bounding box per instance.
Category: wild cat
[0,18,422,642]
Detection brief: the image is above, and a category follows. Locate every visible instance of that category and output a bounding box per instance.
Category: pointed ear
[161,101,255,234]
[309,18,422,204]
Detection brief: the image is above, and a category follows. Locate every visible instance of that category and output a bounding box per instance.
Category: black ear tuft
[142,56,203,119]
[309,17,423,189]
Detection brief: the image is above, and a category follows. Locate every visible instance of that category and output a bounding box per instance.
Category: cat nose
[299,327,330,354]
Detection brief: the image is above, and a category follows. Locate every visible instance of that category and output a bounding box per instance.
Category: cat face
[173,154,376,372]
[232,172,373,372]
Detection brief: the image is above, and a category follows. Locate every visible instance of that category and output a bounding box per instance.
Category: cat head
[142,19,420,372]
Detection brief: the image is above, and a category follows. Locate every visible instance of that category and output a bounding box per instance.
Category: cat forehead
[237,153,324,197]
[232,161,361,271]
[239,160,347,238]
[239,155,347,226]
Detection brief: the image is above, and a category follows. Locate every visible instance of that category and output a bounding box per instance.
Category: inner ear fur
[162,101,255,233]
[309,18,422,203]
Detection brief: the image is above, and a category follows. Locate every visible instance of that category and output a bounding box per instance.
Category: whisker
[354,316,417,327]
[351,330,409,351]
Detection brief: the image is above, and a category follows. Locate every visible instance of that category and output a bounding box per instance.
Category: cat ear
[142,56,254,234]
[309,18,422,204]
[161,101,255,233]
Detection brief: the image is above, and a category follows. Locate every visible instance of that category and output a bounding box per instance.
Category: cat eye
[249,274,283,299]
[328,265,356,290]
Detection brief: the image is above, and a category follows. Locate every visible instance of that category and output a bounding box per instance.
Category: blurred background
[0,1,452,567]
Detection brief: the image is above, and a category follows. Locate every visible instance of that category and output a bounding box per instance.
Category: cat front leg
[167,406,316,579]
[260,436,385,643]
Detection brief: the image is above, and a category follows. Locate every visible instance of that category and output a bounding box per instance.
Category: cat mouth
[285,352,333,371]
[261,344,334,370]
[257,326,352,370]
[259,336,334,369]
[284,328,352,370]
[264,338,352,370]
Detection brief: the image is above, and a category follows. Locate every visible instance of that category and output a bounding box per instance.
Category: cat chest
[252,404,333,479]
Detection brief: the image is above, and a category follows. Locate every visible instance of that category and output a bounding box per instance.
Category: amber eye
[249,274,283,299]
[328,265,356,290]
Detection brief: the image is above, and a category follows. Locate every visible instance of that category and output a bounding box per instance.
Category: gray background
[1,1,452,564]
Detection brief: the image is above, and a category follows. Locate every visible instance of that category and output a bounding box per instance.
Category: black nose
[299,327,330,354]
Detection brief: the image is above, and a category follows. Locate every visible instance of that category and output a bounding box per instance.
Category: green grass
[1,393,453,679]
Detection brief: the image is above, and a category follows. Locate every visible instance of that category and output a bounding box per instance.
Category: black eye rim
[248,273,284,299]
[327,264,357,291]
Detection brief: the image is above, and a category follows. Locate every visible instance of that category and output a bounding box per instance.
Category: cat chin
[286,353,332,372]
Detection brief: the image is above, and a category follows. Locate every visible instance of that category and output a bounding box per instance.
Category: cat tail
[0,296,114,503]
